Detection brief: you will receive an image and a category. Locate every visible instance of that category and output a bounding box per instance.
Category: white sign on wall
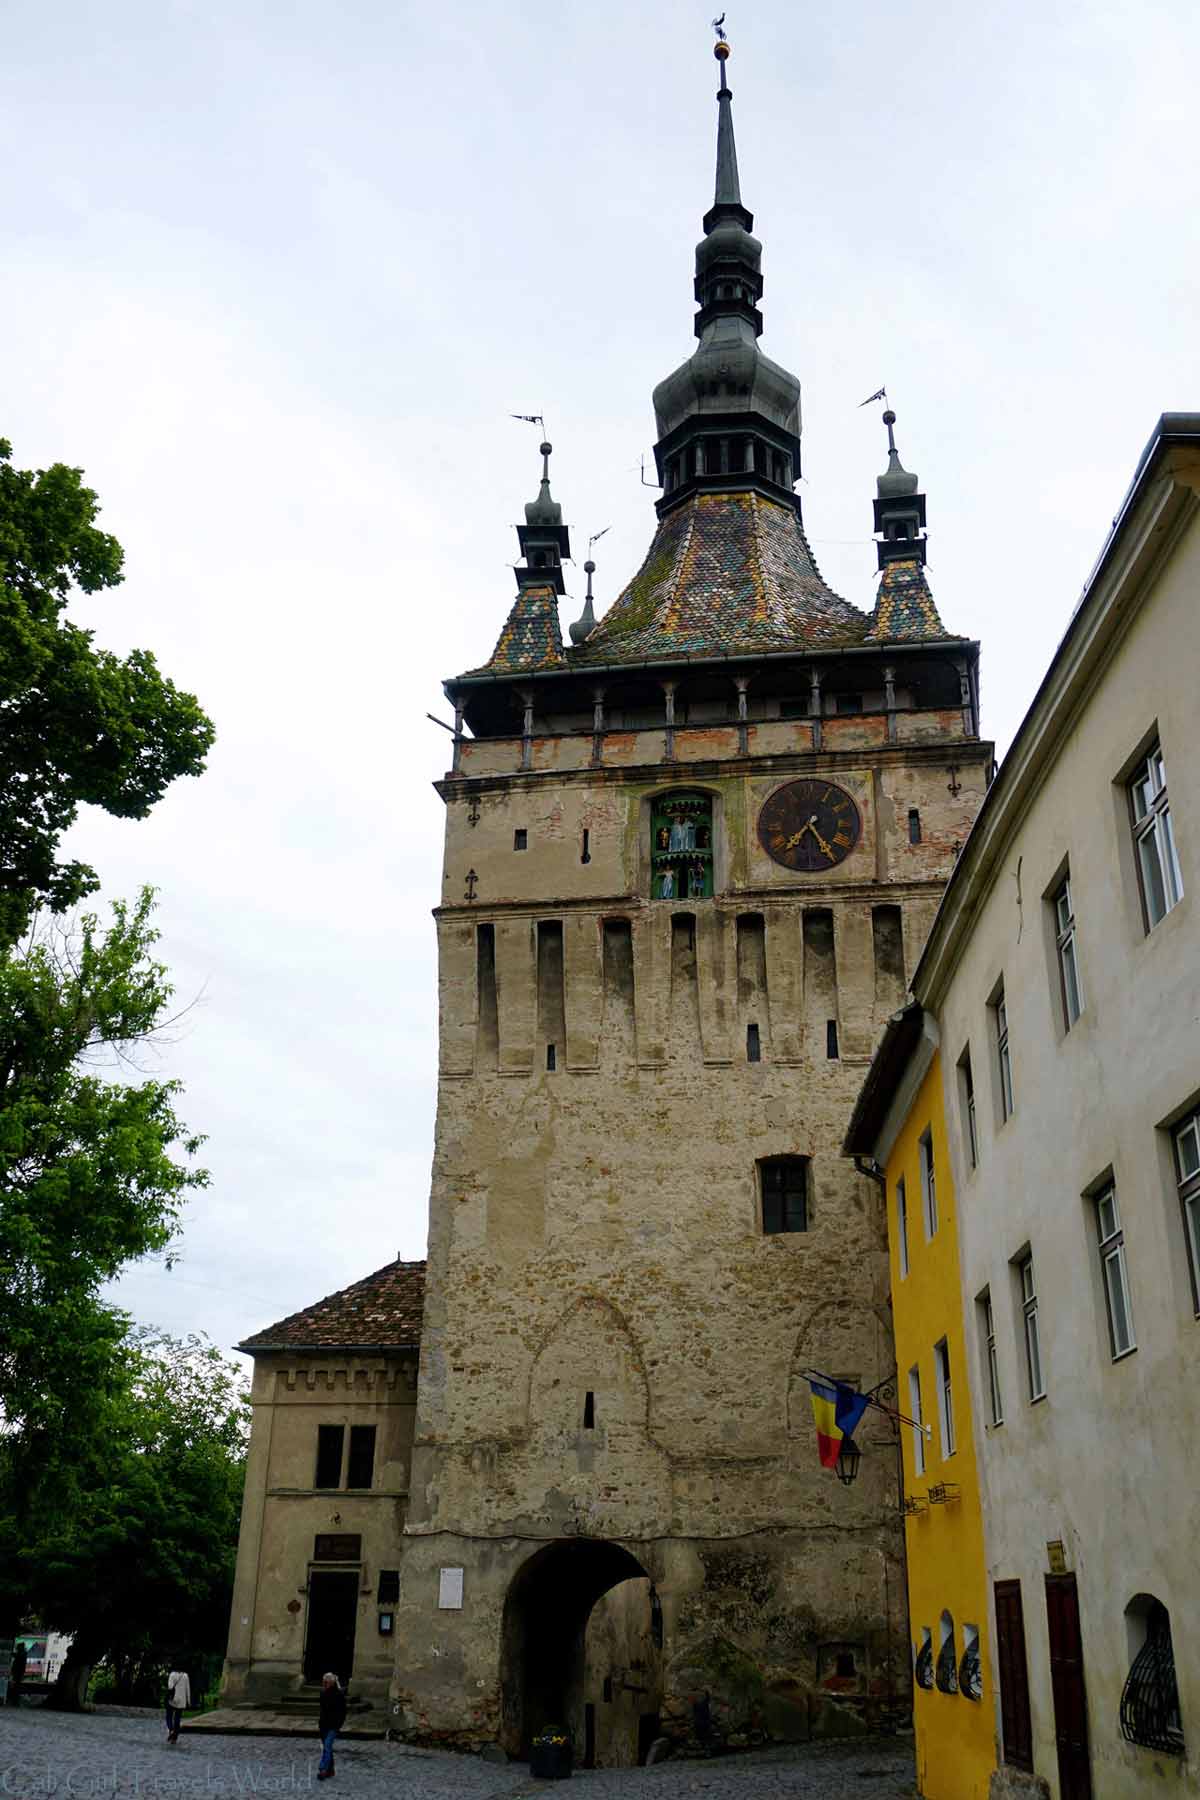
[438,1566,464,1610]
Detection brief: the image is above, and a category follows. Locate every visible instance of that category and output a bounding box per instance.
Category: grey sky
[3,0,1196,1355]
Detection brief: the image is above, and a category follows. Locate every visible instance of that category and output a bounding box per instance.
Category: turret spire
[710,33,745,218]
[515,438,570,593]
[873,408,926,567]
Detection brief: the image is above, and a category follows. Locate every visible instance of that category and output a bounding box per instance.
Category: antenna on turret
[569,528,609,645]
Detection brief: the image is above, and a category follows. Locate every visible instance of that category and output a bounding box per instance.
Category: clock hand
[800,818,836,860]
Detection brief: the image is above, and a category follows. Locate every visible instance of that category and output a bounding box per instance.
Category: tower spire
[873,408,926,567]
[710,31,746,221]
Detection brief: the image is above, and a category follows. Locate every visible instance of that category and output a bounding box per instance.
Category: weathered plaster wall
[400,717,989,1758]
[934,489,1200,1794]
[221,1353,418,1706]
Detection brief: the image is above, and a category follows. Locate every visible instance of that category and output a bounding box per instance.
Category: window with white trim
[1018,1253,1045,1400]
[1052,875,1083,1028]
[1130,745,1183,929]
[978,1288,1003,1426]
[919,1129,938,1238]
[896,1177,909,1278]
[908,1365,925,1476]
[959,1048,978,1168]
[935,1338,955,1457]
[1173,1109,1200,1313]
[994,989,1014,1121]
[1094,1183,1136,1358]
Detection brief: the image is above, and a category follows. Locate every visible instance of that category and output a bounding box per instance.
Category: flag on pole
[807,1377,871,1469]
[858,387,887,408]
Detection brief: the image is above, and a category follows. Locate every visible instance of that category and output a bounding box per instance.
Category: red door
[993,1580,1034,1772]
[1045,1574,1092,1800]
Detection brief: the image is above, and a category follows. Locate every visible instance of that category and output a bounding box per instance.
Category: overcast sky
[3,0,1196,1357]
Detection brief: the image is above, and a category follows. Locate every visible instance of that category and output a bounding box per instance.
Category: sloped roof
[469,581,566,676]
[574,491,869,665]
[238,1259,426,1352]
[867,556,948,642]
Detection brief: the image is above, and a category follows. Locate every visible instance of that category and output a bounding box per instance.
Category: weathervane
[712,13,727,43]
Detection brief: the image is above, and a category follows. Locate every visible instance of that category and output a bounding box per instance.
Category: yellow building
[845,1006,996,1800]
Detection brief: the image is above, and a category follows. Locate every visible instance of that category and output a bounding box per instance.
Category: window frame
[1094,1182,1136,1359]
[995,989,1014,1122]
[759,1156,808,1235]
[1172,1109,1200,1314]
[314,1423,346,1490]
[896,1177,909,1278]
[346,1423,378,1490]
[919,1129,938,1239]
[1052,874,1084,1028]
[978,1288,1003,1426]
[934,1338,956,1458]
[1129,744,1183,930]
[959,1048,979,1169]
[908,1365,925,1477]
[1018,1253,1045,1401]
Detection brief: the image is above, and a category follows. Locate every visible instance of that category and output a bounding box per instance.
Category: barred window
[936,1612,958,1694]
[1120,1596,1184,1754]
[914,1628,933,1690]
[959,1623,982,1702]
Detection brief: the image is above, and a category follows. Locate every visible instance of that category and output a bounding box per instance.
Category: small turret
[873,409,927,568]
[515,441,571,594]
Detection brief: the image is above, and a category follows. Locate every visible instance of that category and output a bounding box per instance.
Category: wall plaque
[314,1533,362,1562]
[438,1566,464,1610]
[1046,1540,1067,1575]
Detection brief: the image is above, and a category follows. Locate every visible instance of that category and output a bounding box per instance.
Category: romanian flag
[808,1378,871,1469]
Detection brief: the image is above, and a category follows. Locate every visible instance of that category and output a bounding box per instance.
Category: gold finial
[713,13,729,59]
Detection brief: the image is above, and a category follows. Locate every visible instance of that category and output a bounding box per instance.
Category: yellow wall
[886,1051,995,1800]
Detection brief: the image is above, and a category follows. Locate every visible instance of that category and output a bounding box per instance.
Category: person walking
[317,1672,347,1781]
[165,1667,191,1744]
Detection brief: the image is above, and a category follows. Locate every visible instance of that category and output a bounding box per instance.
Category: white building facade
[911,416,1200,1798]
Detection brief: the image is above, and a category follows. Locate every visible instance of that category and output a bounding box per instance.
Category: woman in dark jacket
[317,1673,347,1781]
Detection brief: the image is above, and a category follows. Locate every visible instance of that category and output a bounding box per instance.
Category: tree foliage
[0,437,214,945]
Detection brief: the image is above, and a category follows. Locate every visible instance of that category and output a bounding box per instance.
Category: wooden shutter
[993,1579,1034,1772]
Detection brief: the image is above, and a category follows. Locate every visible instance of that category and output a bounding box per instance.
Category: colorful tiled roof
[238,1259,426,1351]
[867,556,948,642]
[573,491,870,665]
[471,582,566,675]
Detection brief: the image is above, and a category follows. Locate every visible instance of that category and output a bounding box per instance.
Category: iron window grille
[980,1290,1004,1426]
[936,1618,959,1694]
[914,1632,934,1690]
[1053,876,1084,1028]
[908,1366,925,1477]
[760,1157,808,1234]
[1120,1601,1185,1754]
[1130,746,1183,930]
[959,1627,983,1702]
[1095,1184,1136,1358]
[1019,1255,1045,1400]
[996,991,1014,1121]
[920,1130,938,1238]
[1174,1110,1200,1313]
[896,1178,909,1278]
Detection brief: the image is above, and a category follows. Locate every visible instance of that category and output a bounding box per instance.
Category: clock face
[758,779,862,872]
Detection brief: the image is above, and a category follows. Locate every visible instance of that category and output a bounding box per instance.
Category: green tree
[0,437,214,946]
[0,889,209,1646]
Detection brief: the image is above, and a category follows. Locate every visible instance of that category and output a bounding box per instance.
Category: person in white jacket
[165,1668,191,1743]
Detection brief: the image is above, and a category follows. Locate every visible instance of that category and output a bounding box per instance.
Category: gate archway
[499,1539,661,1765]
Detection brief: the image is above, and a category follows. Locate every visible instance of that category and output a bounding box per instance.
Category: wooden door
[993,1580,1033,1772]
[1045,1574,1092,1800]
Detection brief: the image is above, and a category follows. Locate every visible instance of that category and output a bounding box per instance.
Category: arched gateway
[500,1540,663,1767]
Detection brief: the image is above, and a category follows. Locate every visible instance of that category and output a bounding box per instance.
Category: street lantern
[835,1435,862,1486]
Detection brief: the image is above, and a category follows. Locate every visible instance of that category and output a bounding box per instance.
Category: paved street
[0,1710,916,1799]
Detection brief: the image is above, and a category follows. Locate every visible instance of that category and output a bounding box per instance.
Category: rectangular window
[346,1424,377,1489]
[934,1339,955,1457]
[1094,1183,1135,1358]
[1130,744,1183,928]
[760,1157,808,1234]
[1052,875,1084,1028]
[908,808,922,844]
[377,1569,400,1604]
[835,693,862,715]
[896,1178,909,1278]
[513,828,528,850]
[919,1129,937,1238]
[908,1365,925,1476]
[960,1049,979,1168]
[1018,1254,1045,1400]
[995,988,1014,1121]
[314,1424,345,1489]
[746,1022,761,1062]
[1175,1110,1200,1311]
[978,1289,1003,1426]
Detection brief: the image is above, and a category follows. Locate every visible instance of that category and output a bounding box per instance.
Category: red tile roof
[238,1259,426,1352]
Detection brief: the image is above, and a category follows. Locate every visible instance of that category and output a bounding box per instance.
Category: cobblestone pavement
[0,1709,916,1800]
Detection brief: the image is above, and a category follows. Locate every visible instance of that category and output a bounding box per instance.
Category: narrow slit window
[908,1365,925,1476]
[747,1022,761,1062]
[581,829,590,864]
[546,1043,557,1071]
[583,1391,595,1429]
[826,1018,839,1059]
[908,808,922,844]
[960,1049,978,1168]
[896,1178,909,1278]
[920,1129,938,1237]
[513,828,528,851]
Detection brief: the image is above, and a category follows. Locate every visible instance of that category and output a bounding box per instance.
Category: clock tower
[395,34,990,1765]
